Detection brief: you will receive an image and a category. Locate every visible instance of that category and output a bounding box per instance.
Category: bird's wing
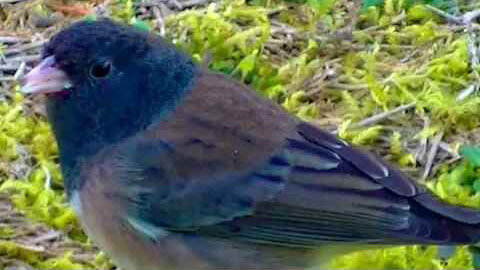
[200,123,480,247]
[96,71,480,247]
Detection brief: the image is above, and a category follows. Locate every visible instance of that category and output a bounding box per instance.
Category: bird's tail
[292,122,480,246]
[405,192,480,245]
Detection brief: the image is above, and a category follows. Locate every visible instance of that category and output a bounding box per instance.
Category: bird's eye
[90,61,112,79]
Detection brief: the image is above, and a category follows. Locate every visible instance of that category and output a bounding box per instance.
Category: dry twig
[421,131,444,181]
[351,102,416,129]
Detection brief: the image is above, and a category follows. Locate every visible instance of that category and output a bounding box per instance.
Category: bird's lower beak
[19,55,73,95]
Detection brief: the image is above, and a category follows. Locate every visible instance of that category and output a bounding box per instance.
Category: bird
[19,18,480,270]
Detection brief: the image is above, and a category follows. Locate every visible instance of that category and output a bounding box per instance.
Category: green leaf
[307,0,337,15]
[460,145,480,167]
[473,179,480,193]
[361,0,458,12]
[234,50,258,80]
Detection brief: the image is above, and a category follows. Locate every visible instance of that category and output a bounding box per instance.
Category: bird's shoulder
[138,70,300,175]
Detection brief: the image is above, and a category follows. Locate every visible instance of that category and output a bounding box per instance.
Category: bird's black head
[21,19,196,178]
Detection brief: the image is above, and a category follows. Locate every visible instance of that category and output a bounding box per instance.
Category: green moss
[110,0,135,22]
[38,252,87,270]
[389,132,416,166]
[166,0,323,106]
[0,225,14,239]
[0,93,83,239]
[0,240,104,269]
[338,122,384,146]
[331,246,472,269]
[0,241,44,265]
[0,90,90,268]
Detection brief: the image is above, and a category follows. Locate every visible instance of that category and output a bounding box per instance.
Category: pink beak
[19,56,72,95]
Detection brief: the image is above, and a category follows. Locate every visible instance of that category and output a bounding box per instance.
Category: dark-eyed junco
[20,19,480,269]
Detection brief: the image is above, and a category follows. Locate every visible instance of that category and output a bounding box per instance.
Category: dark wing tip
[297,122,418,196]
[297,122,480,227]
[414,192,480,225]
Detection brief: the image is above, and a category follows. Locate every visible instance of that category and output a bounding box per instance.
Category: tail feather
[407,193,480,244]
[294,122,480,246]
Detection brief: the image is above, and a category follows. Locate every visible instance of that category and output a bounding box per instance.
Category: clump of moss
[0,90,92,268]
[0,240,102,269]
[331,246,473,269]
[0,91,82,239]
[166,0,323,116]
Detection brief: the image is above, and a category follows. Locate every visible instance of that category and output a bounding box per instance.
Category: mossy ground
[2,0,480,269]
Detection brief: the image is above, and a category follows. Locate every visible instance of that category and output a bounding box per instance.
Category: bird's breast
[71,169,212,270]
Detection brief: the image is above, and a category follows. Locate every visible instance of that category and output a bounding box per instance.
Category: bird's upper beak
[19,55,73,95]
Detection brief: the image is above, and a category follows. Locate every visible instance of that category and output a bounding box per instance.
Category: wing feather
[110,117,480,247]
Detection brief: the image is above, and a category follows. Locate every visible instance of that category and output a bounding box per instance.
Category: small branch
[359,13,407,33]
[332,102,416,135]
[462,9,480,24]
[400,49,420,63]
[456,84,477,101]
[0,64,20,71]
[348,43,416,50]
[438,141,459,159]
[4,54,40,63]
[462,33,480,100]
[327,82,368,91]
[0,36,27,43]
[179,0,209,9]
[415,116,430,164]
[415,138,428,163]
[13,61,26,81]
[425,5,462,24]
[0,0,32,3]
[271,20,301,36]
[4,41,45,56]
[0,76,15,82]
[152,5,166,36]
[42,165,51,190]
[305,82,367,97]
[351,102,416,129]
[421,131,444,181]
[28,230,61,244]
[136,0,209,10]
[267,7,287,17]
